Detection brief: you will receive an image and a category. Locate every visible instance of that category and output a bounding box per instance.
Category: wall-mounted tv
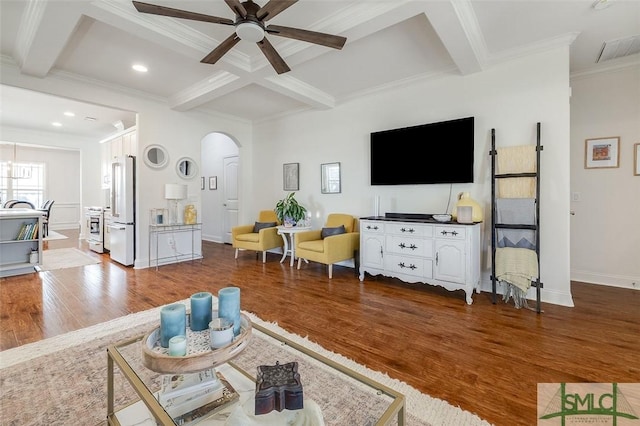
[370,116,474,185]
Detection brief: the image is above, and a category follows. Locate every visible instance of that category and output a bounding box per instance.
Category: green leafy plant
[274,192,307,225]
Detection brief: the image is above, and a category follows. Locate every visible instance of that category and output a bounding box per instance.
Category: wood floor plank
[0,229,638,425]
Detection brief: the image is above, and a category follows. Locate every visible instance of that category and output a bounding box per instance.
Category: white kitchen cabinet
[110,136,123,159]
[359,216,481,304]
[102,128,137,187]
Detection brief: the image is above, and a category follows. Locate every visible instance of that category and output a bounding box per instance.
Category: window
[0,161,46,207]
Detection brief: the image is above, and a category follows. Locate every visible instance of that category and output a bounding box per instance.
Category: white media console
[359,214,481,304]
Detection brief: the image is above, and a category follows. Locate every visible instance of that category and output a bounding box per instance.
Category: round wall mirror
[176,157,198,180]
[143,145,169,169]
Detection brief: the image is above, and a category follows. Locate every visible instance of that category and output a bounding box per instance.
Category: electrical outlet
[571,192,581,202]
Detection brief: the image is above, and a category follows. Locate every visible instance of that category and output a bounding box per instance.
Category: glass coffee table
[107,321,405,425]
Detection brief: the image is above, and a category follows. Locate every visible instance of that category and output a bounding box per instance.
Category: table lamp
[164,183,187,224]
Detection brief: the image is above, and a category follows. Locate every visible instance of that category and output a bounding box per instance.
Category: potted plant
[274,192,307,227]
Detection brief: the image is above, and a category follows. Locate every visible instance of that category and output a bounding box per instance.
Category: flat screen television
[370,116,474,185]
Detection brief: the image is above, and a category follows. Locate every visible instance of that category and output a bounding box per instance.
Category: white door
[223,156,239,244]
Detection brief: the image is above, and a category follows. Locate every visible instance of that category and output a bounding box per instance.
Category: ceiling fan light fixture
[236,21,264,43]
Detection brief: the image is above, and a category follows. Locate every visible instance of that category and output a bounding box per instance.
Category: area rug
[0,301,492,426]
[39,247,100,271]
[43,230,68,241]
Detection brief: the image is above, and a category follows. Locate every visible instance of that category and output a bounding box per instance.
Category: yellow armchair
[295,213,359,278]
[232,210,283,263]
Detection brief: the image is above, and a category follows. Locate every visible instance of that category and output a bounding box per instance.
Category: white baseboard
[571,269,639,290]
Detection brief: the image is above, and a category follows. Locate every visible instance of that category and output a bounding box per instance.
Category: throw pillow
[253,221,277,233]
[321,225,346,239]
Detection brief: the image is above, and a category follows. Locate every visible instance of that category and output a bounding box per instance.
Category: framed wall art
[283,163,299,191]
[209,176,217,190]
[584,137,619,169]
[321,162,341,194]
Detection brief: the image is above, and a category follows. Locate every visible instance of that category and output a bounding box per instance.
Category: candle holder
[168,335,187,356]
[209,318,234,349]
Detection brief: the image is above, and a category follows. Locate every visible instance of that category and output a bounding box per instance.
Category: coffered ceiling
[1,0,639,140]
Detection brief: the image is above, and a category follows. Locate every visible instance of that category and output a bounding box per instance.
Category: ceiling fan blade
[132,1,234,26]
[224,0,247,18]
[201,33,241,64]
[256,0,298,21]
[256,37,291,74]
[266,25,346,50]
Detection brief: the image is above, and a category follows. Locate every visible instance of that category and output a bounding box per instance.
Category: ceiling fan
[132,0,347,74]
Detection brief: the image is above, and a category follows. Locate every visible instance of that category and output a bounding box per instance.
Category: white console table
[148,223,202,270]
[359,216,481,304]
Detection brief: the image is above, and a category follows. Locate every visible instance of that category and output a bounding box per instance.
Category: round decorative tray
[141,312,252,374]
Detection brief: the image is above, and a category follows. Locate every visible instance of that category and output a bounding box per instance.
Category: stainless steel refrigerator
[109,155,135,266]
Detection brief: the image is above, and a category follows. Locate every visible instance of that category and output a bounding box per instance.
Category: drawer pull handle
[366,225,379,230]
[400,227,415,233]
[440,230,458,236]
[398,243,418,250]
[398,262,417,270]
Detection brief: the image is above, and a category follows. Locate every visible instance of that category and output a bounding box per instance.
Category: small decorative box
[255,361,303,415]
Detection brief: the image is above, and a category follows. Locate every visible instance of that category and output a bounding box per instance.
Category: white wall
[570,64,640,290]
[252,48,574,307]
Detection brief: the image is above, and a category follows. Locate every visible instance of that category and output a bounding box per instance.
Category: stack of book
[158,369,239,425]
[15,222,38,240]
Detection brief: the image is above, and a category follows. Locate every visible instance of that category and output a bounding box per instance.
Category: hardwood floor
[1,229,638,425]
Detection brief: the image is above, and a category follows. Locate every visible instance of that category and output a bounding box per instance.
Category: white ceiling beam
[15,0,84,77]
[422,0,487,75]
[169,71,249,111]
[260,75,336,110]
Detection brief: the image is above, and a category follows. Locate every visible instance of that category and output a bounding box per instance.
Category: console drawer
[361,221,384,234]
[435,226,466,240]
[385,254,426,278]
[386,223,433,237]
[386,235,433,257]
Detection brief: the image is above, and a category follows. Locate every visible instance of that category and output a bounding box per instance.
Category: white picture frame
[283,163,299,191]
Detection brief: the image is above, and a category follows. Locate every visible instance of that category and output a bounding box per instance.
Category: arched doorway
[200,132,239,243]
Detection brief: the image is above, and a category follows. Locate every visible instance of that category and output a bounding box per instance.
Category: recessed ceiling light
[132,64,148,73]
[64,111,75,117]
[51,122,62,127]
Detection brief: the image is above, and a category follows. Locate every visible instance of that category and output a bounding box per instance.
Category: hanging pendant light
[2,143,32,179]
